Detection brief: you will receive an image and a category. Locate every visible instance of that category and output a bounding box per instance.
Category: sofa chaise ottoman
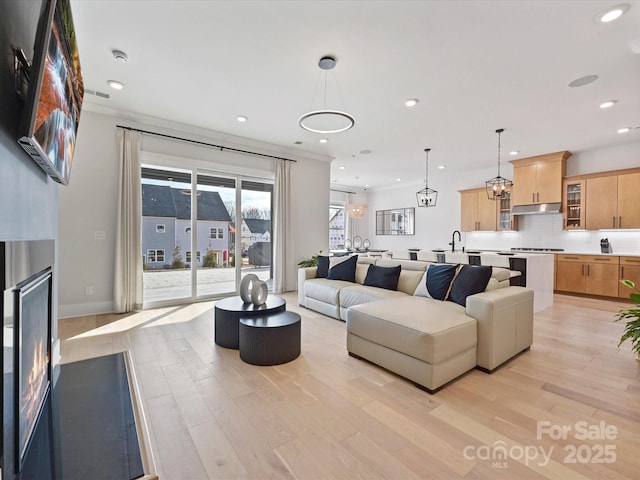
[346,296,477,392]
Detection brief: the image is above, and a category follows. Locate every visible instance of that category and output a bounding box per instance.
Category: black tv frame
[17,0,83,186]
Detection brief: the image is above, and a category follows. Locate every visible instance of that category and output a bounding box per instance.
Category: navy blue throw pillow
[448,265,492,306]
[316,256,330,278]
[425,264,459,300]
[364,264,401,291]
[327,255,357,282]
[414,264,459,300]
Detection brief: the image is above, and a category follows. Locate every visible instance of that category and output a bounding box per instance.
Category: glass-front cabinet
[497,190,518,231]
[563,178,585,229]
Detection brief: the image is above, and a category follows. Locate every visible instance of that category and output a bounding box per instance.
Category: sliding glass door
[141,166,193,303]
[241,180,273,289]
[195,173,237,297]
[141,165,273,307]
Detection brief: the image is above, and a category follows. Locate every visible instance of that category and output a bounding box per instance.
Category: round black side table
[239,311,301,366]
[214,295,286,349]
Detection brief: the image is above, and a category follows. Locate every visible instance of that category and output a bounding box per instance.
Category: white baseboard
[58,300,114,319]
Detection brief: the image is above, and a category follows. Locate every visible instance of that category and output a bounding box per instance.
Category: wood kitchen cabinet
[586,171,640,230]
[459,187,497,232]
[618,173,640,228]
[497,191,518,231]
[555,254,619,297]
[510,151,571,206]
[619,256,640,299]
[563,178,585,230]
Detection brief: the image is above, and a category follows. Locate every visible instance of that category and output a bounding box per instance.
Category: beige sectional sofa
[298,257,534,392]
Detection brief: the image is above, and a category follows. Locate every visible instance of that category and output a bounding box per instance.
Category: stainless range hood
[511,202,562,215]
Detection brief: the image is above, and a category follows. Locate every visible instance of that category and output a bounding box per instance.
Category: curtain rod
[116,125,297,163]
[331,188,357,194]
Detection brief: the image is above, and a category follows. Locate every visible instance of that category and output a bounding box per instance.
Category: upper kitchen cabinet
[586,170,640,230]
[563,178,585,230]
[510,151,571,206]
[459,187,497,232]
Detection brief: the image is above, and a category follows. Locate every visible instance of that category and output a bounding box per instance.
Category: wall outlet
[85,286,94,296]
[94,230,106,240]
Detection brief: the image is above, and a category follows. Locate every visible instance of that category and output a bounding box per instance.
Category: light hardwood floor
[59,293,640,479]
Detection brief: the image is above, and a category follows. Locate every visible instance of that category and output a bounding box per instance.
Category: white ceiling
[71,0,640,190]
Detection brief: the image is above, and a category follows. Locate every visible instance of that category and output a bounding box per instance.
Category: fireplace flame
[20,338,48,438]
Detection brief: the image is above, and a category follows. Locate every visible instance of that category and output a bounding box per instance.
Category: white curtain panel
[114,129,143,312]
[273,159,295,293]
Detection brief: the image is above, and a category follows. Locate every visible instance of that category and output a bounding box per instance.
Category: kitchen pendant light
[416,148,438,207]
[298,56,355,134]
[486,128,512,200]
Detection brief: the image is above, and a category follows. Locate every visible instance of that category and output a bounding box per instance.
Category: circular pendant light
[298,56,355,134]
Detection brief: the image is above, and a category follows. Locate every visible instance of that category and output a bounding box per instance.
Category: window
[146,249,165,262]
[141,164,273,306]
[156,224,165,233]
[209,228,224,239]
[186,251,201,263]
[329,205,346,249]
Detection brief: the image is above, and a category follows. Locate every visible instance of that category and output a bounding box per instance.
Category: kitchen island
[478,252,554,312]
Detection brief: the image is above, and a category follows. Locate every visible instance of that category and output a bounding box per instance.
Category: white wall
[366,140,640,254]
[58,109,330,317]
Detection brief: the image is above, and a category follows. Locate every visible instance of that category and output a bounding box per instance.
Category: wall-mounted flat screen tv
[18,0,84,186]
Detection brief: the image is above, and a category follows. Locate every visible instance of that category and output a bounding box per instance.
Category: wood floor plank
[430,404,594,480]
[363,400,477,476]
[59,292,640,479]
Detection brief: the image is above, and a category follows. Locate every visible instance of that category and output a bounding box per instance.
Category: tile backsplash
[466,214,640,254]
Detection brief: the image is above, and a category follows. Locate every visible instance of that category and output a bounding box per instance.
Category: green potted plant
[615,280,640,359]
[298,250,323,268]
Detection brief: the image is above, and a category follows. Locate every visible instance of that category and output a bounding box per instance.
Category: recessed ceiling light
[396,178,402,182]
[568,75,598,88]
[618,127,630,133]
[319,138,328,144]
[107,80,124,90]
[360,149,372,154]
[294,141,303,145]
[600,100,617,109]
[365,184,370,188]
[437,165,446,170]
[598,4,629,23]
[339,166,345,170]
[510,150,519,155]
[404,98,419,107]
[236,115,248,122]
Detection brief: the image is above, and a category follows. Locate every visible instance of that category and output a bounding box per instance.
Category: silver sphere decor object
[250,280,269,306]
[240,274,259,303]
[240,274,269,305]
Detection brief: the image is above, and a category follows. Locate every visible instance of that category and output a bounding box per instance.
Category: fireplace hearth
[2,240,57,478]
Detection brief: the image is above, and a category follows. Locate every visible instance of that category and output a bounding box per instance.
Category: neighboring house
[241,218,271,253]
[141,184,231,268]
[329,208,345,250]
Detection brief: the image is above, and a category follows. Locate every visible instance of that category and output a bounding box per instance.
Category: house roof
[141,184,176,218]
[243,218,271,234]
[142,184,231,222]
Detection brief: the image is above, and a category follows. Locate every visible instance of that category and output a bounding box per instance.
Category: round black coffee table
[239,311,301,366]
[214,295,286,349]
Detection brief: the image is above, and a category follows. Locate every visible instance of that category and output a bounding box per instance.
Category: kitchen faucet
[449,230,461,252]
